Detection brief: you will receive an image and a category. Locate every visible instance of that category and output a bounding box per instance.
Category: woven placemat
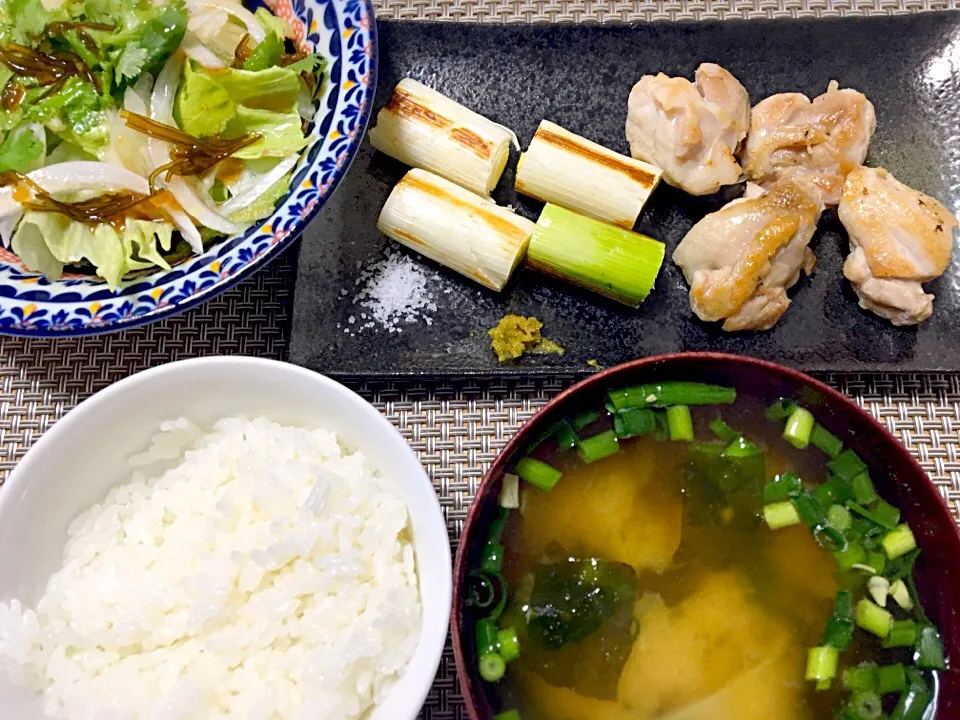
[1,3,959,719]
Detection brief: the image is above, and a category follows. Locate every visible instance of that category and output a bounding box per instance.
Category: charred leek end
[516,120,662,229]
[527,204,665,307]
[377,169,535,292]
[368,78,516,196]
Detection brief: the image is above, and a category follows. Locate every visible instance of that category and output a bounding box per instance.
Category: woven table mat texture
[1,3,960,719]
[374,0,956,22]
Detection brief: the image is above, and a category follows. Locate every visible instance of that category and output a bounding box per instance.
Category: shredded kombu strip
[0,42,100,96]
[0,171,159,226]
[36,21,116,59]
[120,110,261,191]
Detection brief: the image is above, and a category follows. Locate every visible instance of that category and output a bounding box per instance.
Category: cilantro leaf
[116,44,149,83]
[0,124,44,173]
[242,33,283,72]
[138,6,187,71]
[285,54,326,75]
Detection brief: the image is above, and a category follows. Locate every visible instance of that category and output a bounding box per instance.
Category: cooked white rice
[0,417,421,720]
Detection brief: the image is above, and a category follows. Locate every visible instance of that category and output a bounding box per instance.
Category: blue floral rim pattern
[0,0,377,337]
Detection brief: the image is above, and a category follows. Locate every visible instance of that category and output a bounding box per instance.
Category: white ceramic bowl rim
[0,356,450,720]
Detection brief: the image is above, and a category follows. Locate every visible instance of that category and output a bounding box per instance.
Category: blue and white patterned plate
[0,0,377,336]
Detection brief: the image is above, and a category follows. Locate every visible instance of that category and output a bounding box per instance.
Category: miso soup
[465,383,943,720]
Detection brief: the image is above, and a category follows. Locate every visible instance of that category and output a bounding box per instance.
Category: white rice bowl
[0,416,421,720]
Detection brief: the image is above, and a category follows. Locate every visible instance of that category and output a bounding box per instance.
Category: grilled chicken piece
[838,166,957,325]
[742,81,876,206]
[625,63,750,196]
[673,172,824,331]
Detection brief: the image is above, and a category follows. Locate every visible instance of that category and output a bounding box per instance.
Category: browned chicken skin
[838,166,957,325]
[673,172,824,331]
[742,81,876,206]
[625,63,750,196]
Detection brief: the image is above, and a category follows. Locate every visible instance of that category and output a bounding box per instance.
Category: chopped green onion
[821,614,855,650]
[915,624,946,671]
[765,398,798,420]
[884,548,921,581]
[828,450,868,482]
[499,473,520,509]
[882,524,917,560]
[855,599,893,639]
[783,407,815,449]
[890,667,933,720]
[889,579,912,611]
[665,405,694,441]
[576,430,620,463]
[827,504,853,531]
[480,540,505,575]
[883,619,918,648]
[794,492,827,529]
[851,473,879,506]
[814,474,854,507]
[722,436,761,457]
[843,665,878,692]
[708,416,740,442]
[494,712,522,720]
[834,542,866,572]
[876,664,907,695]
[613,407,656,438]
[527,204,665,307]
[868,575,890,607]
[864,550,887,575]
[480,508,509,574]
[555,421,578,451]
[821,589,856,650]
[479,652,506,682]
[497,627,520,663]
[763,501,801,530]
[815,678,832,692]
[607,382,736,411]
[811,423,844,457]
[476,618,499,656]
[849,691,884,720]
[805,645,839,681]
[763,472,804,503]
[572,410,601,431]
[515,457,562,492]
[847,499,900,531]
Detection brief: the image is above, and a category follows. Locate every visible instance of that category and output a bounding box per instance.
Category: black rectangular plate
[289,13,960,376]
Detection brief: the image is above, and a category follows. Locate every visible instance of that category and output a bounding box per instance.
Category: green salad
[0,0,324,287]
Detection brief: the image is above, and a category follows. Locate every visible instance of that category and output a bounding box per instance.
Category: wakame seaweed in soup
[466,382,945,720]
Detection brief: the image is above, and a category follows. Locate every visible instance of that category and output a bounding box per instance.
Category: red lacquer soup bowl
[452,353,960,719]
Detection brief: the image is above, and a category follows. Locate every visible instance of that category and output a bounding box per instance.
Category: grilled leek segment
[516,120,663,229]
[368,79,517,196]
[377,169,535,291]
[527,203,665,306]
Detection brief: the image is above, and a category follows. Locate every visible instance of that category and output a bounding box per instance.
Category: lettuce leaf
[255,7,292,39]
[223,107,307,158]
[176,64,307,158]
[12,212,174,289]
[175,62,236,137]
[202,66,301,109]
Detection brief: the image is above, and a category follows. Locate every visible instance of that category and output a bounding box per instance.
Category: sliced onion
[182,32,227,69]
[187,7,228,34]
[185,0,266,42]
[169,177,246,235]
[18,162,150,195]
[0,162,151,246]
[166,205,204,254]
[220,152,299,215]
